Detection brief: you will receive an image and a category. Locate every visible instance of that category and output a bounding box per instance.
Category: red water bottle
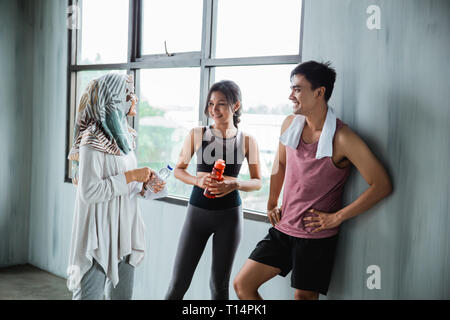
[203,159,226,199]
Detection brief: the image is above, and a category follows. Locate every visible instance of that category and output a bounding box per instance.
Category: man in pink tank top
[233,61,392,300]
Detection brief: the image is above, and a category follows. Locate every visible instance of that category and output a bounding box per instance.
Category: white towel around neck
[279,106,337,159]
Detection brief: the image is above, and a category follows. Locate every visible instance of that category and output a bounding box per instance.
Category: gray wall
[1,0,449,299]
[25,0,75,275]
[302,0,450,299]
[0,0,33,268]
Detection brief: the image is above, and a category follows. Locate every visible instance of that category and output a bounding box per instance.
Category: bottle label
[211,168,222,179]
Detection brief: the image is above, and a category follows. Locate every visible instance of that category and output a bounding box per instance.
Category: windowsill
[154,195,269,223]
[63,179,269,223]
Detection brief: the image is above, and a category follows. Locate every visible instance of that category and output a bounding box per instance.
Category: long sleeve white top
[67,145,167,291]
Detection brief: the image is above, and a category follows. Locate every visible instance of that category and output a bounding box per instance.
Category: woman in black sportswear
[165,80,262,300]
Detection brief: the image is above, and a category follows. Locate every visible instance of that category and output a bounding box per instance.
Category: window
[214,0,302,58]
[78,0,130,64]
[137,68,200,198]
[214,65,297,211]
[66,0,305,216]
[141,0,203,55]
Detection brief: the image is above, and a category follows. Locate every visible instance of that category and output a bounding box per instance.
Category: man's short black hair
[290,61,337,102]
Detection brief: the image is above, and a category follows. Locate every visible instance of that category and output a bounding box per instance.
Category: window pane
[79,0,129,64]
[137,68,200,198]
[214,65,297,212]
[142,0,203,55]
[214,0,302,58]
[68,70,127,179]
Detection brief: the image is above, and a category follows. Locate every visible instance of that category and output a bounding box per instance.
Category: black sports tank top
[189,126,246,210]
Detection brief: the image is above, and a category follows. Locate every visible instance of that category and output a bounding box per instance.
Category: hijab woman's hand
[144,179,166,193]
[126,167,154,183]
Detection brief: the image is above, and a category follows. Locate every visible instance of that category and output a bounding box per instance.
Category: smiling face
[289,74,325,116]
[207,91,237,124]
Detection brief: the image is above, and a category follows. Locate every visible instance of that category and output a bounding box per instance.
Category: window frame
[65,0,305,222]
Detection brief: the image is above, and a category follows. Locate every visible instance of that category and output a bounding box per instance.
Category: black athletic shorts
[248,227,339,296]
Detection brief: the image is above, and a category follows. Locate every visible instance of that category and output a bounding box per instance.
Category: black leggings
[165,204,243,300]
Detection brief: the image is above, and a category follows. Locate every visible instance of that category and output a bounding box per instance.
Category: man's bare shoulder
[335,124,367,153]
[280,114,296,135]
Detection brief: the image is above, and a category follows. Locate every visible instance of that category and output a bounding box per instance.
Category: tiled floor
[0,264,72,300]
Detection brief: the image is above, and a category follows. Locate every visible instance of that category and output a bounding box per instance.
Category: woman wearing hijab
[67,72,166,300]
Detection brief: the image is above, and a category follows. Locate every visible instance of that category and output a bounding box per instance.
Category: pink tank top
[275,118,352,239]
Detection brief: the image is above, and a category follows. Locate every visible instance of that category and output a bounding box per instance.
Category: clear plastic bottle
[148,165,173,192]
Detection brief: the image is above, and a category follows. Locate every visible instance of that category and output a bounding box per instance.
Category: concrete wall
[25,0,76,276]
[2,0,449,299]
[0,0,33,268]
[302,0,450,299]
